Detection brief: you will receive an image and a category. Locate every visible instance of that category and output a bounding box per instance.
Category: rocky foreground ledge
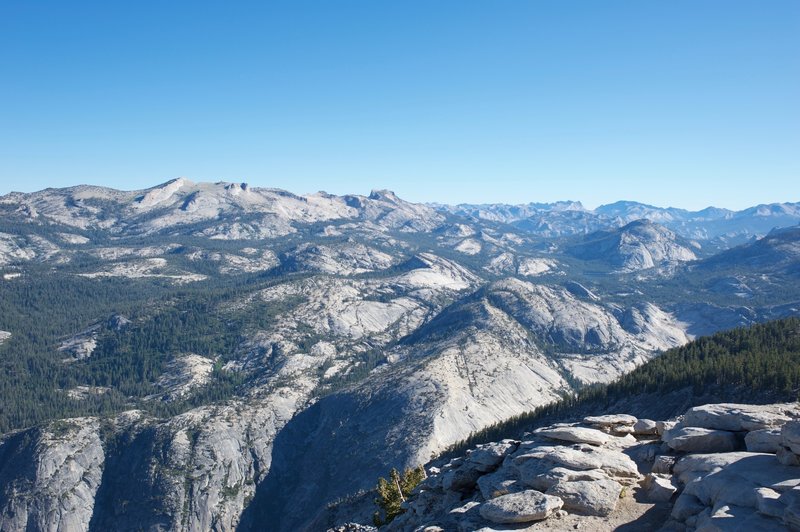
[334,402,800,531]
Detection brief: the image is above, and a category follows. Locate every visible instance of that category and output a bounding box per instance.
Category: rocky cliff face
[0,419,104,532]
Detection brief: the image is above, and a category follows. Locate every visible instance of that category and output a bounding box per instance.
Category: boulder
[446,501,485,531]
[682,403,799,432]
[514,444,640,480]
[777,446,800,467]
[652,455,677,475]
[442,464,483,492]
[664,426,739,453]
[404,488,452,519]
[643,474,677,502]
[629,441,659,464]
[657,420,677,437]
[694,503,787,531]
[546,479,623,516]
[523,466,608,492]
[610,425,635,435]
[534,426,610,447]
[466,440,518,472]
[583,414,637,427]
[755,487,785,518]
[782,421,800,455]
[478,490,563,524]
[514,456,558,486]
[477,468,523,500]
[671,492,706,521]
[785,502,800,530]
[745,428,783,453]
[673,452,800,523]
[633,419,658,436]
[778,487,800,507]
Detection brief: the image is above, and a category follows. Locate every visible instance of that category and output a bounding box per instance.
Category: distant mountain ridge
[437,198,800,245]
[0,179,799,532]
[4,178,798,245]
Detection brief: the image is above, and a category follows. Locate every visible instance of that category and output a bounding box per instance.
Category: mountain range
[0,179,798,531]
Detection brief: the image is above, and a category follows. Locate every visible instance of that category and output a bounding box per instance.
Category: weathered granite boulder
[478,490,563,524]
[682,403,799,432]
[514,444,640,480]
[583,414,637,428]
[442,463,484,492]
[477,467,523,500]
[465,440,518,472]
[524,466,608,492]
[694,503,789,531]
[785,501,800,530]
[755,487,785,518]
[643,473,678,502]
[546,479,623,516]
[777,446,800,466]
[663,426,740,453]
[652,455,677,474]
[746,428,784,453]
[657,420,677,437]
[671,492,706,521]
[669,451,800,530]
[534,426,610,446]
[633,418,659,436]
[782,421,800,455]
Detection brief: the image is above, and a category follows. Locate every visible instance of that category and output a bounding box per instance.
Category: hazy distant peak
[368,189,401,203]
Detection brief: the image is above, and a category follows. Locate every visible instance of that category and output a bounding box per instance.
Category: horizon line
[1,177,798,214]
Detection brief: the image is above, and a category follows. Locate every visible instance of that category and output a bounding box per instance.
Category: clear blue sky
[1,1,798,209]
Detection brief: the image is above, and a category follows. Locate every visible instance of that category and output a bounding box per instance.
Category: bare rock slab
[664,426,739,453]
[583,414,637,427]
[682,403,800,432]
[782,421,800,455]
[643,474,677,502]
[534,426,611,446]
[746,428,784,453]
[546,479,623,516]
[478,490,563,524]
[466,440,518,472]
[633,418,658,435]
[515,444,640,479]
[652,455,677,474]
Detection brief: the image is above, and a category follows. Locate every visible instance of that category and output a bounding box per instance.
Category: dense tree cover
[446,317,800,456]
[0,269,300,433]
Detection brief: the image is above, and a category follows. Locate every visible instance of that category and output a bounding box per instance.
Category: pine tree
[372,466,426,526]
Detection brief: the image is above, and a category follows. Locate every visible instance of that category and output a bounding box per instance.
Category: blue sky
[0,1,798,209]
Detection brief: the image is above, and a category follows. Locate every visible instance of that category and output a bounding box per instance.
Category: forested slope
[448,317,800,455]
